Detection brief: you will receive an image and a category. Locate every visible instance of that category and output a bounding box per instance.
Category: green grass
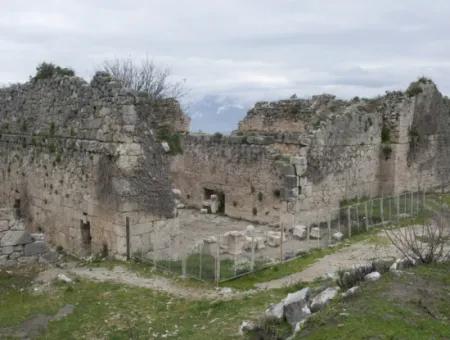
[0,266,305,340]
[296,261,450,339]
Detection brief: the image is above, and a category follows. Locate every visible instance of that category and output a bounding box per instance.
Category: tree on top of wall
[101,57,187,101]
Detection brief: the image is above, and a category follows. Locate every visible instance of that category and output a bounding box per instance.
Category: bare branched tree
[385,213,450,263]
[102,57,186,100]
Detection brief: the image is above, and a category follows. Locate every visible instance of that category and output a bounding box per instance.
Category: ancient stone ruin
[171,78,450,225]
[0,72,188,259]
[1,72,449,261]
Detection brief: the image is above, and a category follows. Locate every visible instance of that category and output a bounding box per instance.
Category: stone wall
[0,73,181,258]
[172,79,450,226]
[170,134,290,225]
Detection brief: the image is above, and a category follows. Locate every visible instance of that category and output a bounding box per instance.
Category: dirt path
[255,238,401,290]
[36,265,243,300]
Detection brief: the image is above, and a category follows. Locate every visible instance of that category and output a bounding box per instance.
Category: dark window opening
[14,199,21,219]
[252,207,258,216]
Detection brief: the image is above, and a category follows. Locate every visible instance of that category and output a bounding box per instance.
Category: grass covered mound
[296,262,450,339]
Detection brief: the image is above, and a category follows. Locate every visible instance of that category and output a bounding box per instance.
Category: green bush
[406,81,423,98]
[381,126,391,143]
[33,62,75,81]
[156,126,183,155]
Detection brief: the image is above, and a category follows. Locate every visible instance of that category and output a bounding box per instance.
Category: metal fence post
[126,216,130,261]
[410,191,414,216]
[199,242,203,280]
[327,216,331,244]
[251,235,255,272]
[396,194,400,222]
[380,197,384,223]
[347,206,352,238]
[215,239,221,285]
[355,204,360,233]
[364,201,369,231]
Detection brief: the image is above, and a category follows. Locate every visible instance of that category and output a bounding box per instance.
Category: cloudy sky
[1,1,450,132]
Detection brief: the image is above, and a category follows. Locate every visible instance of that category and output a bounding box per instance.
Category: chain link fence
[130,190,436,283]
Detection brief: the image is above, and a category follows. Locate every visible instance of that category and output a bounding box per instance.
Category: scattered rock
[364,271,381,281]
[57,273,73,283]
[200,208,208,214]
[239,320,256,336]
[161,141,170,152]
[283,288,311,326]
[267,231,285,247]
[342,286,359,298]
[310,287,339,312]
[265,301,284,320]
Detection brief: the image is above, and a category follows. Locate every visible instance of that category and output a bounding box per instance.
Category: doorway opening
[80,219,92,256]
[203,188,225,214]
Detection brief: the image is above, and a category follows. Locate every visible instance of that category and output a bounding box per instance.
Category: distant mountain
[185,95,249,134]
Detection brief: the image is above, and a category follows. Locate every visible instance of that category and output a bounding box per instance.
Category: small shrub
[381,126,391,143]
[33,62,75,81]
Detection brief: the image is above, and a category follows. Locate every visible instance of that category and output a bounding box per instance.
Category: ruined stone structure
[171,79,450,225]
[0,73,186,258]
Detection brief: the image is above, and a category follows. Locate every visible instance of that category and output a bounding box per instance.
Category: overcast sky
[1,1,450,132]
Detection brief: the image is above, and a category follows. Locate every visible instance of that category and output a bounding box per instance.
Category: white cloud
[1,0,450,131]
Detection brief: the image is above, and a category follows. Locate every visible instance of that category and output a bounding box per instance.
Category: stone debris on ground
[364,271,381,282]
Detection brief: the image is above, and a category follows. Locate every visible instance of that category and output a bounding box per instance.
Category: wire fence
[131,190,442,283]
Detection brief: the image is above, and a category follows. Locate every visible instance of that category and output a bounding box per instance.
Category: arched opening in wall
[80,219,92,256]
[203,188,225,214]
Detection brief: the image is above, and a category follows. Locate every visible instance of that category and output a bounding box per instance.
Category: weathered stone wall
[170,134,289,225]
[0,73,179,258]
[174,79,450,226]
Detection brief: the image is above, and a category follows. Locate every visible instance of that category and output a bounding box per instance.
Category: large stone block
[284,288,312,326]
[24,241,47,256]
[0,230,33,247]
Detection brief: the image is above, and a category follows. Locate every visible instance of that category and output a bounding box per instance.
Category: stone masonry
[0,72,186,258]
[170,79,450,225]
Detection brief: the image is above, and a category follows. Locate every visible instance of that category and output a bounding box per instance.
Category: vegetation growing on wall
[33,62,75,81]
[156,125,183,155]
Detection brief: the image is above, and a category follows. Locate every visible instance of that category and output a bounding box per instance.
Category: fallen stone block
[223,231,248,255]
[293,225,307,240]
[0,230,32,247]
[267,231,286,247]
[57,273,73,283]
[284,287,311,326]
[239,320,257,336]
[200,208,208,214]
[342,286,359,298]
[364,271,381,282]
[309,227,321,240]
[161,141,170,152]
[24,241,47,256]
[310,287,340,312]
[332,232,344,241]
[265,301,284,320]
